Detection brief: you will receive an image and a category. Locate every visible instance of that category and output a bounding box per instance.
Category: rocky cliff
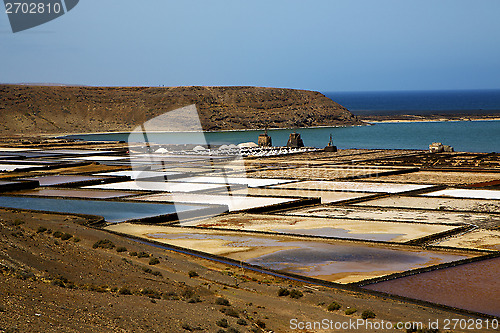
[0,85,361,135]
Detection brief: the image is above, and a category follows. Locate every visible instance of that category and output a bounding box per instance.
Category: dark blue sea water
[66,90,500,153]
[324,90,500,115]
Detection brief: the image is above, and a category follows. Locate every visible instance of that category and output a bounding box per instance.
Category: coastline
[358,113,500,124]
[367,117,500,124]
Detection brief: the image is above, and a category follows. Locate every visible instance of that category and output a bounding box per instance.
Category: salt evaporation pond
[272,180,434,193]
[12,188,141,199]
[194,213,456,242]
[132,193,299,212]
[105,224,472,284]
[0,196,204,223]
[21,175,113,186]
[364,257,500,317]
[287,206,500,225]
[424,188,500,200]
[356,195,500,213]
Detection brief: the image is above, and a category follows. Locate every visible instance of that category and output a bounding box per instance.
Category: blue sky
[1,0,500,92]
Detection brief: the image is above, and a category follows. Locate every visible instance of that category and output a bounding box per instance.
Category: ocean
[66,90,500,153]
[323,89,500,115]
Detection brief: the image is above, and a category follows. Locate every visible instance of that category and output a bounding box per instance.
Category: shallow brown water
[364,257,500,317]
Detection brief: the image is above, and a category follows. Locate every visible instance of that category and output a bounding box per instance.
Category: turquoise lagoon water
[66,120,499,153]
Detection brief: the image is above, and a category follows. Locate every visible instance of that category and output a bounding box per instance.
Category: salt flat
[272,180,434,193]
[131,193,298,212]
[84,181,231,193]
[95,170,183,179]
[423,188,500,200]
[229,187,374,203]
[174,176,295,188]
[287,206,500,226]
[356,195,500,214]
[191,213,457,242]
[105,223,472,284]
[358,170,500,185]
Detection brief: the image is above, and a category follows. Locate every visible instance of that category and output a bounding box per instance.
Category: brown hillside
[0,85,361,135]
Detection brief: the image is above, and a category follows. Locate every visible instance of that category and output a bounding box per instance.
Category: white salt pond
[191,213,457,242]
[423,188,500,200]
[272,181,434,193]
[105,224,474,284]
[132,193,299,212]
[84,181,234,193]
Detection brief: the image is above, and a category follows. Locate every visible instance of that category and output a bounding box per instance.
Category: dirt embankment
[0,85,361,136]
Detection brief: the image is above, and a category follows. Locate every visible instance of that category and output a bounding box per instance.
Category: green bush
[142,267,153,274]
[278,288,290,296]
[141,288,161,299]
[256,320,266,328]
[220,307,239,318]
[119,287,132,295]
[116,246,127,253]
[129,251,137,256]
[215,297,230,306]
[188,270,199,278]
[53,231,63,238]
[92,239,115,249]
[137,251,150,258]
[36,226,47,233]
[216,318,229,328]
[87,284,108,293]
[60,233,72,241]
[187,296,201,303]
[345,308,357,315]
[152,270,162,277]
[11,219,24,226]
[327,302,341,311]
[149,257,160,265]
[361,310,376,319]
[289,289,303,299]
[181,323,193,331]
[236,318,247,326]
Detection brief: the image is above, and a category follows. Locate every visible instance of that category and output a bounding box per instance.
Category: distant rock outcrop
[0,85,362,135]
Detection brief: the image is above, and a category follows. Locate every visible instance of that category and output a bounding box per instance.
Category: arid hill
[0,85,361,135]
